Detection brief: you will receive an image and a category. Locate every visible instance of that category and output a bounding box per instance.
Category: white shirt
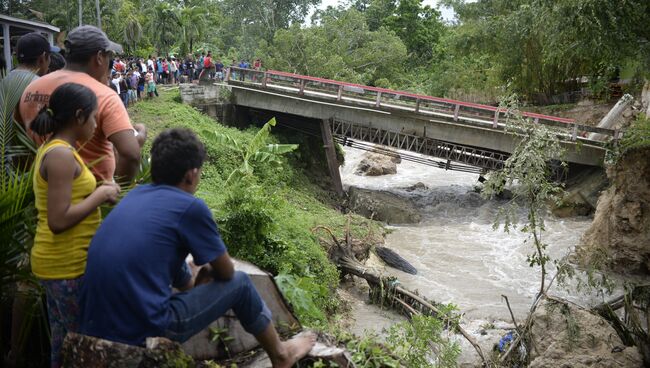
[112,78,121,94]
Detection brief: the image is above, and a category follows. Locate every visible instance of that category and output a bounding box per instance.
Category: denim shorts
[164,271,272,343]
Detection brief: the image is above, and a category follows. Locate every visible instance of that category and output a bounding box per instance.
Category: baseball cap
[16,33,60,62]
[65,25,123,57]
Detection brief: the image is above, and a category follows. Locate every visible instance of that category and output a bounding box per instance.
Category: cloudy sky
[314,0,456,21]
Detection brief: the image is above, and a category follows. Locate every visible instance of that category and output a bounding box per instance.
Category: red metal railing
[225,67,620,142]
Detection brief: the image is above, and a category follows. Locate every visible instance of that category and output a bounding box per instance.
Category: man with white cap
[19,25,145,183]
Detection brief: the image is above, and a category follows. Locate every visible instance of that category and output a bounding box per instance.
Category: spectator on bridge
[78,128,317,367]
[238,59,249,81]
[198,51,214,81]
[215,59,224,81]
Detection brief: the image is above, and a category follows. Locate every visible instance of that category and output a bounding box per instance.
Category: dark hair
[48,52,66,73]
[31,83,97,136]
[151,128,206,185]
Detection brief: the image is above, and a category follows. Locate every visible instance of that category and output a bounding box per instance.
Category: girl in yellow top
[31,83,120,368]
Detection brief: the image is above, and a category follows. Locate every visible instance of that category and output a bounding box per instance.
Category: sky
[314,0,457,21]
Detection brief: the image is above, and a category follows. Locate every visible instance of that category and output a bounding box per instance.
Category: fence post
[415,98,421,113]
[375,92,382,108]
[571,123,578,141]
[493,109,499,128]
[337,85,343,101]
[299,79,305,95]
[453,104,460,121]
[262,72,267,87]
[225,67,231,82]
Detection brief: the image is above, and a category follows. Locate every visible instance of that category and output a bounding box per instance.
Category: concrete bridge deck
[222,68,619,168]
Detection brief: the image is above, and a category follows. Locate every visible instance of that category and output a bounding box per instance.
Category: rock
[347,186,421,224]
[527,297,643,368]
[62,333,192,368]
[403,182,428,192]
[576,147,650,274]
[375,246,417,275]
[355,152,397,176]
[181,260,300,360]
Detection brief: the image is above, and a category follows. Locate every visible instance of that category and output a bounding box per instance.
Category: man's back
[79,184,225,345]
[19,70,132,181]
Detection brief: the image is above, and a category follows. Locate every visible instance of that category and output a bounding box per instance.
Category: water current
[339,147,601,322]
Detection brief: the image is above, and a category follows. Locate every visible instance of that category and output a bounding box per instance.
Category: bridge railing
[225,67,621,144]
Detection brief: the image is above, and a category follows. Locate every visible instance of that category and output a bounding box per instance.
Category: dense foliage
[5,0,648,103]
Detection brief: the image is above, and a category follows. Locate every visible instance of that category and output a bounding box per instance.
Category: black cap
[65,25,123,57]
[16,33,60,63]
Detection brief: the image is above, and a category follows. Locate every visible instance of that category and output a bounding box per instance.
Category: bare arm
[133,124,147,147]
[109,130,141,182]
[44,148,120,234]
[208,252,235,281]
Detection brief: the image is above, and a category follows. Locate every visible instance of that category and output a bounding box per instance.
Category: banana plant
[213,117,298,185]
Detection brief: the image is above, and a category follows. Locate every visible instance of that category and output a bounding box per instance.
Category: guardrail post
[262,72,267,87]
[415,98,421,113]
[337,85,343,101]
[493,109,499,128]
[571,123,578,141]
[453,104,460,121]
[375,92,382,108]
[299,79,305,95]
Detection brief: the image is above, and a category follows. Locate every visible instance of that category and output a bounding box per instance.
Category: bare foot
[271,332,317,368]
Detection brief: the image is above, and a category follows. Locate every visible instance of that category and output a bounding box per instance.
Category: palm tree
[180,5,207,54]
[0,72,38,305]
[146,2,181,55]
[124,16,143,53]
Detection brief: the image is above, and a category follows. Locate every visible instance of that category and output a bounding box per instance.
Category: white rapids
[339,146,602,322]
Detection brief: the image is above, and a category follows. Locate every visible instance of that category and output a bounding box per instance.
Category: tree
[262,9,407,86]
[364,0,444,61]
[146,2,181,55]
[440,0,650,102]
[180,5,207,55]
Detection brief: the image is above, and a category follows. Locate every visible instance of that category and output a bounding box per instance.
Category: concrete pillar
[3,23,11,71]
[320,119,344,196]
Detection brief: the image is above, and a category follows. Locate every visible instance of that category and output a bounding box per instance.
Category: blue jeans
[164,271,272,343]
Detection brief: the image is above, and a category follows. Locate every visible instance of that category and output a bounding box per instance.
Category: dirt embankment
[576,147,650,275]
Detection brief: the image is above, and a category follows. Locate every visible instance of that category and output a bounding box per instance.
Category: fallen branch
[502,295,521,332]
[339,259,489,366]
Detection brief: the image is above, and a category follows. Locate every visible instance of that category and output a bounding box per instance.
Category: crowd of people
[2,26,312,368]
[106,52,263,108]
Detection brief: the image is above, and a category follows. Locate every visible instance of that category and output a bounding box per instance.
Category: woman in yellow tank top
[31,83,120,368]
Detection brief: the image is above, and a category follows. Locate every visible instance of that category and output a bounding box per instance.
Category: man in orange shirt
[18,25,145,183]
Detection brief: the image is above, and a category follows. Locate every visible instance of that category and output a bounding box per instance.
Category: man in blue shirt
[79,128,315,367]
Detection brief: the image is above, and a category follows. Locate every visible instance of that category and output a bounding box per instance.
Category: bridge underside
[229,84,606,167]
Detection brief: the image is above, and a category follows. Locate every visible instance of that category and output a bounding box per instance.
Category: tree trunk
[96,0,102,29]
[78,0,82,26]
